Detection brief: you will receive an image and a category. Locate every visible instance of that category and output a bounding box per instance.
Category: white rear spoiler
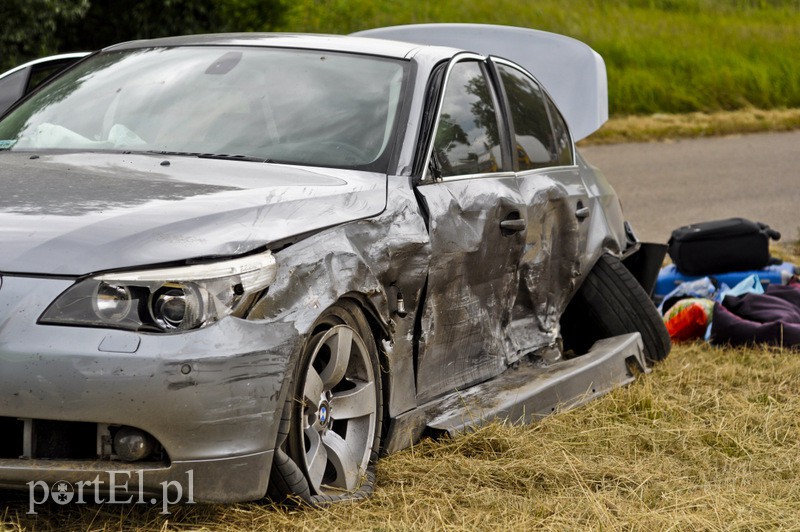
[354,24,608,142]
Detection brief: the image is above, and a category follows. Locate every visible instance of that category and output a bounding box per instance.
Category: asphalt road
[580,130,800,244]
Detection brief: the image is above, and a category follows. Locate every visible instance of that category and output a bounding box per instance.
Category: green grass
[277,0,800,117]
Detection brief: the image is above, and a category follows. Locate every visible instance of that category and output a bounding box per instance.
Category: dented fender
[249,178,431,418]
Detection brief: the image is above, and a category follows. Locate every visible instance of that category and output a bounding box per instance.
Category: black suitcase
[667,218,781,276]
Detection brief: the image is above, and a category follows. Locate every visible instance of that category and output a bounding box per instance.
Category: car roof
[104,33,459,62]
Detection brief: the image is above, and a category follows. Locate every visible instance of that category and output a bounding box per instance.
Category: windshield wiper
[146,150,272,163]
[197,153,273,163]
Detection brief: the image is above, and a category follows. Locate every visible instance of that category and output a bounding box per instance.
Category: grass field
[3,245,800,531]
[278,0,800,117]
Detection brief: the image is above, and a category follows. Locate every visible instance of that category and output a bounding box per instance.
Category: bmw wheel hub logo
[319,402,332,426]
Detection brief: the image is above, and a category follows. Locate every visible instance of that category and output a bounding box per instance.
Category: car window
[497,64,559,171]
[433,60,503,178]
[0,68,28,116]
[0,48,407,172]
[544,92,574,166]
[26,60,75,93]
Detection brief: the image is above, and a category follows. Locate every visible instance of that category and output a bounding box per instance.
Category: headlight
[39,251,277,332]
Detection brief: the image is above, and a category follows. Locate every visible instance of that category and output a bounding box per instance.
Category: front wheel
[268,301,383,504]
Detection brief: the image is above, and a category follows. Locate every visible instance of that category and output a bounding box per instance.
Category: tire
[268,300,383,505]
[561,254,670,365]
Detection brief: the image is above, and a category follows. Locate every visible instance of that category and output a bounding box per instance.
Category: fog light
[113,427,155,462]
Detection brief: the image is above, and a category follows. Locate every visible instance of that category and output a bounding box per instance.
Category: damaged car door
[493,60,592,362]
[414,57,527,403]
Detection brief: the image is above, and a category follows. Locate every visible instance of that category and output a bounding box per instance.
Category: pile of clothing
[659,271,800,348]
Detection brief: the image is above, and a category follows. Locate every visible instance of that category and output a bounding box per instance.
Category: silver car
[0,25,669,505]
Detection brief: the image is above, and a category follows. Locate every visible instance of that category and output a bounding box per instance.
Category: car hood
[0,152,387,276]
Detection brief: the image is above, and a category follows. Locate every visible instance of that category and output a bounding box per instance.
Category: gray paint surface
[581,130,800,244]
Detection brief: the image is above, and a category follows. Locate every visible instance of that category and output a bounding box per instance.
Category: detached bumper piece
[385,333,646,451]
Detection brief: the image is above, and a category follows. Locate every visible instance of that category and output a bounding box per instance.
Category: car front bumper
[0,275,302,502]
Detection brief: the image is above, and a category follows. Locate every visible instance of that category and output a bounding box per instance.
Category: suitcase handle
[758,222,781,241]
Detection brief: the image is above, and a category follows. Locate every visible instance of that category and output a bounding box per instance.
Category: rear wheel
[561,254,670,364]
[268,300,383,504]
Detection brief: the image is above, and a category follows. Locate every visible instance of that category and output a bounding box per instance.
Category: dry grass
[582,107,800,145]
[4,341,800,531]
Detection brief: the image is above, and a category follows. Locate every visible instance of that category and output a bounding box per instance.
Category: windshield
[0,47,408,170]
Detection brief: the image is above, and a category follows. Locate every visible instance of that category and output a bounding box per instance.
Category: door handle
[500,215,526,233]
